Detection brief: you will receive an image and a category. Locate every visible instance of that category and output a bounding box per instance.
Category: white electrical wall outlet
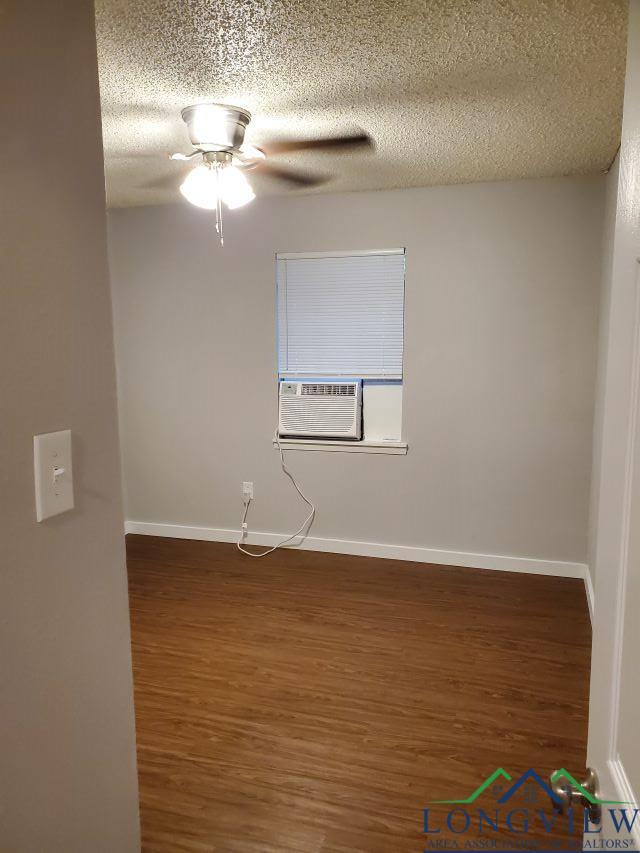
[34,430,74,522]
[242,481,254,502]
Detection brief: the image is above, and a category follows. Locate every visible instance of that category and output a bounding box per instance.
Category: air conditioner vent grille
[301,383,356,396]
[279,380,362,439]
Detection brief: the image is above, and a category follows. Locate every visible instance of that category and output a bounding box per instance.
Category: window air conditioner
[278,380,362,440]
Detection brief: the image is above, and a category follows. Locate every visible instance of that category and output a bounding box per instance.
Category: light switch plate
[34,430,74,522]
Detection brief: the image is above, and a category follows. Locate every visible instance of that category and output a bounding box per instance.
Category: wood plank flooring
[126,535,591,853]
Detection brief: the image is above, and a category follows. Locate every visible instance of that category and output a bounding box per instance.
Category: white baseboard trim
[124,520,589,580]
[584,568,595,625]
[608,758,640,849]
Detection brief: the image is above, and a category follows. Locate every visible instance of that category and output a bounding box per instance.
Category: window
[276,249,405,445]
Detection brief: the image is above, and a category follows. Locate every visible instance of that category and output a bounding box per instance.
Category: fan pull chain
[214,162,224,246]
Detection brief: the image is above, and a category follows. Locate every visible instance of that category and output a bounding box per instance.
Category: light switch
[34,430,74,522]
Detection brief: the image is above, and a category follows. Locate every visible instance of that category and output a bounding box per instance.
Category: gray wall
[588,155,620,586]
[109,176,604,564]
[0,2,140,850]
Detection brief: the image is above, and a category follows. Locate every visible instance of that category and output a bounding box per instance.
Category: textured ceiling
[96,0,627,208]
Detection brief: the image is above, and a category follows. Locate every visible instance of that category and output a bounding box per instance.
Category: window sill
[274,438,408,455]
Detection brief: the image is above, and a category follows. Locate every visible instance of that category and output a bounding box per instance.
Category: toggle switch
[34,430,74,521]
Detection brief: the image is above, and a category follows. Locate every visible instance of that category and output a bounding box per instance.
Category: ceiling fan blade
[253,162,329,187]
[261,132,373,156]
[170,151,200,161]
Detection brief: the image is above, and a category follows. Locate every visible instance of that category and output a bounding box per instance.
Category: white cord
[237,430,316,558]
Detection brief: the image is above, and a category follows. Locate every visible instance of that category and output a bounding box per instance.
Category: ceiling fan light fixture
[172,102,371,246]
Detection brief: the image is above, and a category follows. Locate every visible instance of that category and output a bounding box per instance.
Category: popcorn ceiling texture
[96,0,627,208]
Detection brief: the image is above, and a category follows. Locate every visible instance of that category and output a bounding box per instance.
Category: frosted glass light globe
[221,165,255,209]
[179,165,219,210]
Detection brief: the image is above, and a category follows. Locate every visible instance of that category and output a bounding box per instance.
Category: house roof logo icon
[431,767,629,806]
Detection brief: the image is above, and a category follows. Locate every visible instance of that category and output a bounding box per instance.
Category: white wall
[0,2,140,850]
[587,0,640,811]
[109,175,604,566]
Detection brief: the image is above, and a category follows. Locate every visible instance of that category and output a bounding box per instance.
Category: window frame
[274,248,407,454]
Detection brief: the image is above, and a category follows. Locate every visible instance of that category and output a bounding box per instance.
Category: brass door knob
[549,767,601,823]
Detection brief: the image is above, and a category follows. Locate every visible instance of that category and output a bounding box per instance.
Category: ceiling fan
[168,102,373,244]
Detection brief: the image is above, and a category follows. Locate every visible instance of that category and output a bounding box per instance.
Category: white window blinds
[277,250,405,379]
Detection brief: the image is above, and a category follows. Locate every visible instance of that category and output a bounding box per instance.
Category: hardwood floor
[126,535,591,853]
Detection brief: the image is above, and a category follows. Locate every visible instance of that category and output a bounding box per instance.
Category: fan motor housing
[181,103,251,153]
